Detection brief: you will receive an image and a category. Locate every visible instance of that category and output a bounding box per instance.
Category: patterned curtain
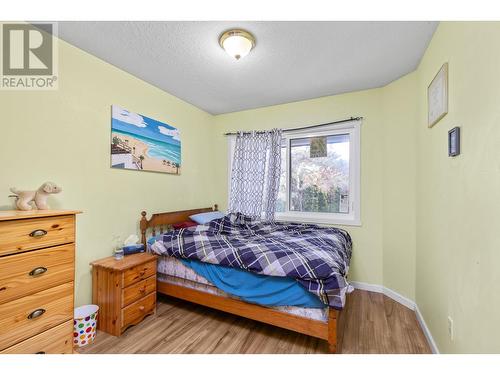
[229,129,282,220]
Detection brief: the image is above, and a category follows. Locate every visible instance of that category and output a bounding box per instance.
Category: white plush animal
[9,182,62,210]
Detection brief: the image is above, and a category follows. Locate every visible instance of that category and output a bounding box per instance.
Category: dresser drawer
[121,292,155,330]
[0,244,74,305]
[0,215,75,256]
[0,282,73,350]
[122,275,156,307]
[1,319,73,354]
[122,260,156,287]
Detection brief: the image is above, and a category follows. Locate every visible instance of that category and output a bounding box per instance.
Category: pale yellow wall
[212,80,421,301]
[414,22,500,353]
[381,72,418,300]
[0,38,216,306]
[213,90,387,288]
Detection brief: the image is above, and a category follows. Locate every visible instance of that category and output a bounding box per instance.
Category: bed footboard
[157,280,342,353]
[328,308,339,353]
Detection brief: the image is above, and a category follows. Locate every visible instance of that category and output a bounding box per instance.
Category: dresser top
[90,252,157,271]
[0,209,82,221]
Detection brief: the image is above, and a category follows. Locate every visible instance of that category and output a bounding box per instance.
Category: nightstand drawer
[0,282,73,350]
[122,276,156,307]
[0,244,74,305]
[1,319,73,354]
[123,261,156,287]
[0,215,75,257]
[121,292,155,330]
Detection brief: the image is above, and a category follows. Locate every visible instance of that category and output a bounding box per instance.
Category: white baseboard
[349,281,383,293]
[381,285,416,310]
[349,280,438,353]
[415,305,440,354]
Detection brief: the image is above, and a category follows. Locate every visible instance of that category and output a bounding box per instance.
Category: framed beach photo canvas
[111,105,181,174]
[428,63,448,128]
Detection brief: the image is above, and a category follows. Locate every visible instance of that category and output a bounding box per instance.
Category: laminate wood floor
[77,289,431,354]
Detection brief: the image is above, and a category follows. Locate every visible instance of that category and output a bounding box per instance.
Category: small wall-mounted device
[448,127,460,157]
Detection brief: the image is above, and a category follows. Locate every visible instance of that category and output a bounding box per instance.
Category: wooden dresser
[0,210,80,354]
[90,253,156,336]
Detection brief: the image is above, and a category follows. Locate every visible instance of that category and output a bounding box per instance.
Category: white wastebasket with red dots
[73,305,99,347]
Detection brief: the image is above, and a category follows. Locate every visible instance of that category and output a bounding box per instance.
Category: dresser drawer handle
[28,308,46,320]
[29,267,48,277]
[29,229,47,238]
[35,351,46,354]
[139,270,146,277]
[139,287,146,294]
[139,305,145,311]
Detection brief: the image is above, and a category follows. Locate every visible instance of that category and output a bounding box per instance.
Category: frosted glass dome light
[219,29,256,60]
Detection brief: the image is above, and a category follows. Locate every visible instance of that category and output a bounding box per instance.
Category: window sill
[275,213,361,227]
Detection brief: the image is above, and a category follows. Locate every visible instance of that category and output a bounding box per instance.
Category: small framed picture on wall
[448,127,460,157]
[428,63,449,128]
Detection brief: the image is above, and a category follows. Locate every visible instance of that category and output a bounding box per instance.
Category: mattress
[157,255,328,322]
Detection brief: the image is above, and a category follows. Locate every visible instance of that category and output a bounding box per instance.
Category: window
[228,119,361,226]
[276,120,361,225]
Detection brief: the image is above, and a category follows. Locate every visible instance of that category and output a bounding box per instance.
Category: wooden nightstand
[90,253,157,336]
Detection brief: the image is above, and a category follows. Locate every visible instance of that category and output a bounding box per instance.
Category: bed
[140,205,351,353]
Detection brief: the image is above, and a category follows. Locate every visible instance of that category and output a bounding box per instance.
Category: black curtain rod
[223,116,363,136]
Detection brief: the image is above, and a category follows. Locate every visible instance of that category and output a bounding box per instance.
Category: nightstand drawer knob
[28,308,46,320]
[29,267,48,277]
[29,229,47,238]
[139,305,145,311]
[139,287,146,294]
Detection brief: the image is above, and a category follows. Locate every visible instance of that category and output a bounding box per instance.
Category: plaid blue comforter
[151,213,352,309]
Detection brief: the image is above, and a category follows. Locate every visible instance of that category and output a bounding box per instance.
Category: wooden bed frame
[140,205,342,353]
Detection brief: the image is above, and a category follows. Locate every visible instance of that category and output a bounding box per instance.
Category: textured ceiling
[58,21,438,114]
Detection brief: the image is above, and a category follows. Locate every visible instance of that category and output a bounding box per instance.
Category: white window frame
[227,119,361,226]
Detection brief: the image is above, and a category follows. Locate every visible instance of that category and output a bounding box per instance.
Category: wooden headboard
[140,204,218,247]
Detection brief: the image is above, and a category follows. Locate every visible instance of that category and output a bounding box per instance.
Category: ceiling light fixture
[219,29,256,61]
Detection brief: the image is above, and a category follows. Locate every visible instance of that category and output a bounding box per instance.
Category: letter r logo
[2,23,53,75]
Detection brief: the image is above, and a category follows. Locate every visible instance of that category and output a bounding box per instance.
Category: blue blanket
[180,258,325,308]
[151,212,352,309]
[149,235,324,308]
